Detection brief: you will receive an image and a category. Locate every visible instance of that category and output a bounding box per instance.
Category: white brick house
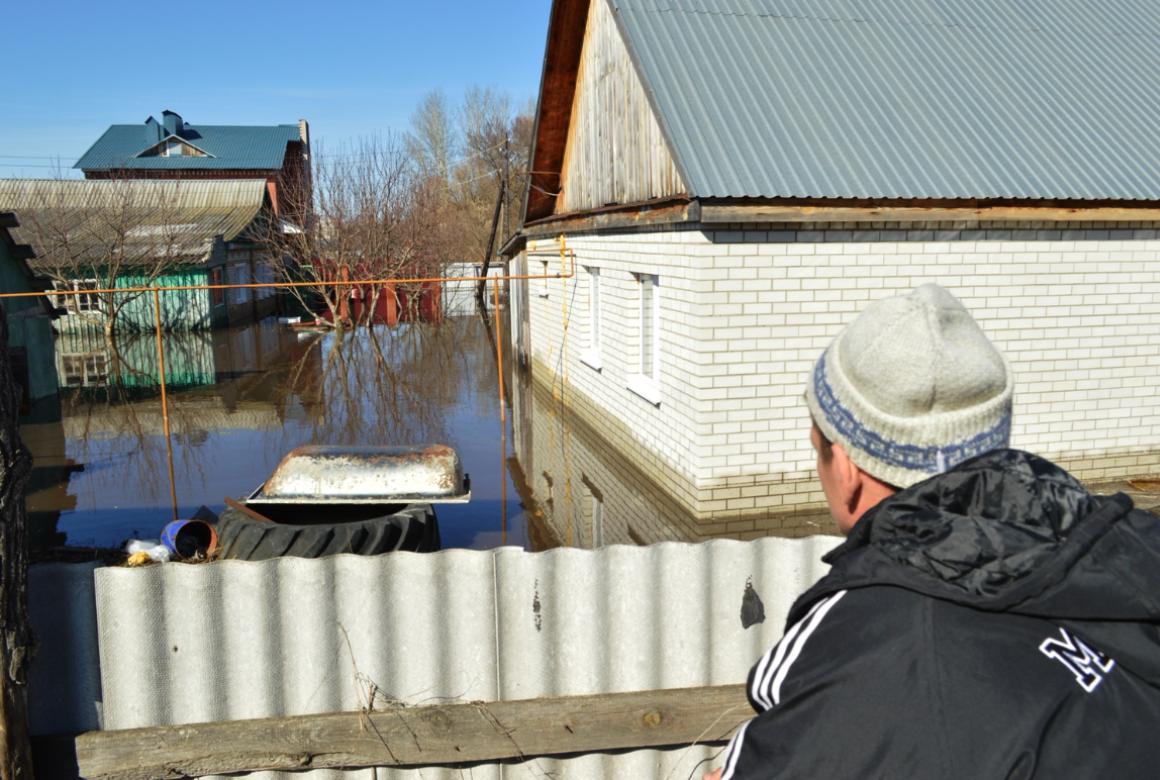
[506,0,1160,538]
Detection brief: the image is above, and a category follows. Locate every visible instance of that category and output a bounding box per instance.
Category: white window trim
[580,351,603,371]
[53,279,101,314]
[592,492,604,548]
[627,373,661,405]
[581,266,602,371]
[627,273,661,405]
[60,351,109,387]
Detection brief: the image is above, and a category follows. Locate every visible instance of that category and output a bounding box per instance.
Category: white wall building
[505,0,1160,538]
[441,261,505,317]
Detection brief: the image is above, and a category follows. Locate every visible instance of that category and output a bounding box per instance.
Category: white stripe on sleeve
[751,596,828,710]
[720,720,751,780]
[770,589,847,705]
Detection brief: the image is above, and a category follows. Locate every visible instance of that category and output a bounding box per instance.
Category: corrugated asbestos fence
[30,537,838,779]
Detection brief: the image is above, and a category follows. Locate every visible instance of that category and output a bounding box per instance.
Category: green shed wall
[112,269,214,332]
[0,239,58,404]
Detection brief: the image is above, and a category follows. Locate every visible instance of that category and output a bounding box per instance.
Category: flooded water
[22,315,531,554]
[22,312,837,558]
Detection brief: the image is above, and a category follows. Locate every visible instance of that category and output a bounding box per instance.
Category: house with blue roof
[505,0,1160,543]
[76,110,311,226]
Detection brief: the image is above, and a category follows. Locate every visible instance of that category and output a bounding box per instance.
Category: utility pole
[476,135,510,308]
[500,136,510,250]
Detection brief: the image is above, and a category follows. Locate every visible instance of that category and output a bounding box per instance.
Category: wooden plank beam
[76,685,750,780]
[523,197,697,239]
[700,203,1160,224]
[525,0,593,223]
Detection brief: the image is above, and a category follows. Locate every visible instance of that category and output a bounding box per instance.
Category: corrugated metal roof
[81,538,835,778]
[0,179,267,268]
[610,0,1160,200]
[75,124,300,171]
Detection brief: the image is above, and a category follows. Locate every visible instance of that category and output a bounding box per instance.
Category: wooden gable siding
[557,0,686,215]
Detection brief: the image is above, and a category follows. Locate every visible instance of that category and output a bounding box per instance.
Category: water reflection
[23,314,835,558]
[23,317,530,553]
[508,366,836,548]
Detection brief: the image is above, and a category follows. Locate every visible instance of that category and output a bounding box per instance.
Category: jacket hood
[798,449,1160,624]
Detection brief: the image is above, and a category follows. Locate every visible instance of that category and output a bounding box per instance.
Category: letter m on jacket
[1039,628,1115,693]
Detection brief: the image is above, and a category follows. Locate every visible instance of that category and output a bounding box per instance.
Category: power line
[0,163,75,170]
[314,137,513,168]
[0,154,79,160]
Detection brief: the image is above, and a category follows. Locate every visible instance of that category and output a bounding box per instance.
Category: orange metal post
[152,288,179,522]
[494,278,509,545]
[501,416,508,547]
[493,278,506,424]
[338,266,351,325]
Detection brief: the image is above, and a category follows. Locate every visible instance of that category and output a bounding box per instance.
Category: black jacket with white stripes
[721,449,1160,779]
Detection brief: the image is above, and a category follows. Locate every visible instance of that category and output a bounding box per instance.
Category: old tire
[215,504,440,561]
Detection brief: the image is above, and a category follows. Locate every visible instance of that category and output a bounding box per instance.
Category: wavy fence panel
[89,537,836,778]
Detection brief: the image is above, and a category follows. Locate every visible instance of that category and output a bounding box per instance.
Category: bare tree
[262,86,535,329]
[405,90,458,187]
[263,135,451,330]
[456,88,534,300]
[401,88,536,286]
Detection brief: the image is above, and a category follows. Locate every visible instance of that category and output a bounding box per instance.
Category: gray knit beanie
[804,284,1013,489]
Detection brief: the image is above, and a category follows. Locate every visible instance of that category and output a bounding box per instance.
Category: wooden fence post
[0,303,33,780]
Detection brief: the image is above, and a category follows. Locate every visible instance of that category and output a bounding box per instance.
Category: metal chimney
[161,110,183,137]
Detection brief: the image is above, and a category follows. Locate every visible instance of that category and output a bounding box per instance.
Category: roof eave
[523,0,593,225]
[698,196,1160,223]
[73,126,118,170]
[522,196,699,239]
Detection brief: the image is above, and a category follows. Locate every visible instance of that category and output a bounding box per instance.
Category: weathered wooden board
[77,684,750,780]
[524,197,697,237]
[526,0,591,222]
[558,0,686,215]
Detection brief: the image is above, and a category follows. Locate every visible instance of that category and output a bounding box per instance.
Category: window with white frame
[53,280,100,314]
[582,475,604,548]
[581,266,601,369]
[591,491,604,548]
[226,262,250,306]
[60,353,109,387]
[639,273,659,378]
[627,273,661,404]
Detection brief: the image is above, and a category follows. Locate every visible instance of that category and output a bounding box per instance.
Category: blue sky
[0,0,552,177]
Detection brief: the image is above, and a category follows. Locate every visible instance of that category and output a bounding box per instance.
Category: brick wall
[518,222,1160,531]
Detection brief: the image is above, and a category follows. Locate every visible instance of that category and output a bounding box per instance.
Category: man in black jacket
[709,284,1160,779]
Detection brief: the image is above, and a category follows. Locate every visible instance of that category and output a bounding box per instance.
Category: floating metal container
[245,444,471,506]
